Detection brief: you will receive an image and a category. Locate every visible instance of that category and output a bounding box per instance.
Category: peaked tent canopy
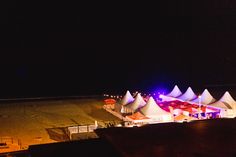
[177,87,197,101]
[120,90,134,105]
[167,85,182,97]
[126,93,146,111]
[219,91,236,109]
[140,97,171,117]
[208,92,236,110]
[190,89,215,105]
[208,95,236,118]
[209,101,230,110]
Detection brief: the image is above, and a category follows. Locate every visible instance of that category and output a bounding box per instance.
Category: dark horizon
[1,1,236,98]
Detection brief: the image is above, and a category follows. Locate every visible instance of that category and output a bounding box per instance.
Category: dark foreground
[96,118,236,157]
[3,118,236,157]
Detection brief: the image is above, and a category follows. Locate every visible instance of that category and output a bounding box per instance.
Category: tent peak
[220,91,236,103]
[146,96,156,104]
[177,86,197,101]
[167,85,182,97]
[120,90,134,105]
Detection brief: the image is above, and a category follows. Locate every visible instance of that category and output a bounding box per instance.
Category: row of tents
[118,85,236,119]
[119,91,173,122]
[161,85,236,117]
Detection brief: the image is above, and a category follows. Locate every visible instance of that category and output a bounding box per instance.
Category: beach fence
[0,137,22,147]
[0,137,22,152]
[67,122,98,140]
[0,137,13,145]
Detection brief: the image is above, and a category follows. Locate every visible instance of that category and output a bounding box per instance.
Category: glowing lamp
[198,95,202,103]
[198,95,201,103]
[159,94,163,98]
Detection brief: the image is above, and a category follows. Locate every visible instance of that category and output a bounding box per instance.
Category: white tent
[126,93,146,111]
[177,87,197,101]
[190,89,215,105]
[159,85,182,102]
[208,91,236,118]
[120,90,135,105]
[167,85,182,97]
[140,97,173,122]
[220,91,236,109]
[209,101,230,110]
[210,91,236,109]
[208,101,234,118]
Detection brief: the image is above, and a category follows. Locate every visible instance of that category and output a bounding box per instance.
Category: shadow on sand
[45,128,70,142]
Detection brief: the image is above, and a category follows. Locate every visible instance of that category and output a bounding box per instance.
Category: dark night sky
[1,1,236,98]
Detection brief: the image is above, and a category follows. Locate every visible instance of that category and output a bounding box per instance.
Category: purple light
[150,87,168,100]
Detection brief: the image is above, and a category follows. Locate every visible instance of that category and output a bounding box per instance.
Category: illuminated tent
[167,85,182,97]
[220,91,236,109]
[190,89,215,105]
[208,91,236,118]
[120,90,134,106]
[140,97,173,122]
[126,93,146,111]
[177,87,197,101]
[160,85,182,102]
[210,92,236,109]
[209,100,231,110]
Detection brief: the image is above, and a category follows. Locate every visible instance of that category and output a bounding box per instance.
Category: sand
[0,98,120,153]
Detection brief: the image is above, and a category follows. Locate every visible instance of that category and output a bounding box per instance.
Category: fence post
[18,139,22,149]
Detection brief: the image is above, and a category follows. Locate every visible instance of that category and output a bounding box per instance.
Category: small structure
[126,112,150,124]
[104,99,116,110]
[67,121,98,140]
[174,114,197,122]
